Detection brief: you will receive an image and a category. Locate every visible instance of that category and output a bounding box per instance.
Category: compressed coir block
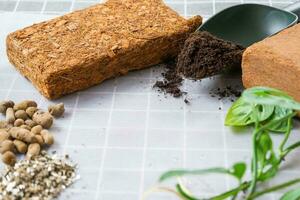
[242,24,300,102]
[7,0,202,99]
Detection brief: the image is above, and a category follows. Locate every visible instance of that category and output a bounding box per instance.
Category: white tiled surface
[1,1,300,200]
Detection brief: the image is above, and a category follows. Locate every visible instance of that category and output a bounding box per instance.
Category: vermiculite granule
[0,151,79,200]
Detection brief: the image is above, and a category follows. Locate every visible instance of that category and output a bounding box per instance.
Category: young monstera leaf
[242,87,300,111]
[225,97,274,127]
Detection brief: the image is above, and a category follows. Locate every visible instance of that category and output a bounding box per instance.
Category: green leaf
[251,104,274,122]
[225,97,274,127]
[266,107,293,133]
[225,97,254,126]
[280,188,300,200]
[242,87,300,111]
[230,162,247,181]
[159,163,247,183]
[256,132,279,181]
[159,167,229,182]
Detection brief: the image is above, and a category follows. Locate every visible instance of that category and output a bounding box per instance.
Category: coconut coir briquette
[154,31,243,100]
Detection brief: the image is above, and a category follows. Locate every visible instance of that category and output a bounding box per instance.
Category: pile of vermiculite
[0,100,78,199]
[0,151,78,200]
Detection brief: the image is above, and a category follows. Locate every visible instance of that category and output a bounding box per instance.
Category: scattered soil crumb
[153,60,185,98]
[176,31,245,80]
[0,151,79,200]
[210,86,242,101]
[184,98,190,104]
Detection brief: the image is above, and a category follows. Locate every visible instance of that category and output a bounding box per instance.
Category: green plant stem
[248,178,300,199]
[176,184,199,200]
[210,182,250,200]
[279,114,294,153]
[283,141,300,157]
[248,123,259,196]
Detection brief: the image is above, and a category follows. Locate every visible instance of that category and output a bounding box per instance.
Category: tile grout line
[214,1,231,190]
[40,0,47,14]
[5,76,18,100]
[0,88,241,98]
[62,93,79,154]
[64,165,300,174]
[183,0,188,169]
[70,0,76,12]
[138,68,152,199]
[95,82,117,200]
[13,0,20,12]
[63,145,255,152]
[183,100,187,167]
[220,100,230,191]
[184,0,187,18]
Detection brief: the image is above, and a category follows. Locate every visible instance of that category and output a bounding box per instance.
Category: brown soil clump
[153,60,185,98]
[176,31,245,80]
[210,86,242,101]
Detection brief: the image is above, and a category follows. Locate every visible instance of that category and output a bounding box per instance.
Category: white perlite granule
[0,151,79,200]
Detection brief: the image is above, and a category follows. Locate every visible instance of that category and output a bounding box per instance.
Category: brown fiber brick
[7,0,202,99]
[242,24,300,102]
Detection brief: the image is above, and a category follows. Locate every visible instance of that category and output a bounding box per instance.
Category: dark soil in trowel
[176,31,245,80]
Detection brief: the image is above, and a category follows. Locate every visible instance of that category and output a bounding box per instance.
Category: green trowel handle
[285,1,300,19]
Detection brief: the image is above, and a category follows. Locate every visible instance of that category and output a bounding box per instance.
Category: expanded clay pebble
[0,140,15,154]
[0,130,9,143]
[0,121,8,129]
[9,127,36,143]
[14,110,28,120]
[48,103,65,117]
[1,151,16,166]
[14,118,24,127]
[35,135,44,145]
[31,125,43,135]
[32,110,53,129]
[5,108,15,124]
[25,119,37,128]
[0,101,14,114]
[0,100,61,165]
[13,100,37,111]
[0,151,78,199]
[26,143,40,160]
[40,130,54,145]
[26,107,38,118]
[20,124,31,131]
[13,140,27,154]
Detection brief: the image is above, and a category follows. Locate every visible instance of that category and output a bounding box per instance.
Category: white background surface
[1,1,300,200]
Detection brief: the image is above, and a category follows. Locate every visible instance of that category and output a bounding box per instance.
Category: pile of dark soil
[153,31,244,101]
[210,86,242,101]
[153,60,185,98]
[176,31,245,80]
